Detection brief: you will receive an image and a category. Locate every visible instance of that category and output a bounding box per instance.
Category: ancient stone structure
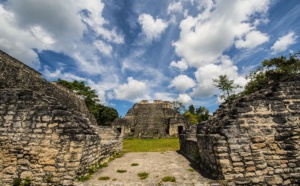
[180,77,300,185]
[0,51,122,185]
[112,100,187,138]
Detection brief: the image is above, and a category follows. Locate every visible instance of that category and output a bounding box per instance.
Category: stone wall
[112,100,187,138]
[180,77,300,185]
[0,51,122,185]
[179,125,199,162]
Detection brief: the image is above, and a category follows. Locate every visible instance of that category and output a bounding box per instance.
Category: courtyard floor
[74,151,215,186]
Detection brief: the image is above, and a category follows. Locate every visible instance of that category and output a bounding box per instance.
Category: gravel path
[74,151,214,186]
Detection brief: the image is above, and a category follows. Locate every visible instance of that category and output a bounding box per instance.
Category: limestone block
[17,159,29,165]
[3,166,16,174]
[36,123,47,128]
[42,115,52,122]
[48,123,58,128]
[264,176,283,185]
[20,171,33,179]
[44,166,56,172]
[38,158,55,165]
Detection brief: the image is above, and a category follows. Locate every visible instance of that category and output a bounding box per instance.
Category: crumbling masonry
[180,77,300,185]
[0,51,122,185]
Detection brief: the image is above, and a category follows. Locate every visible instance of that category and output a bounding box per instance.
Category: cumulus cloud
[236,30,269,49]
[43,66,120,105]
[177,94,192,104]
[168,75,196,92]
[191,56,247,98]
[173,0,270,68]
[271,32,297,54]
[114,77,149,101]
[0,0,123,70]
[170,59,188,72]
[153,92,175,102]
[168,2,183,14]
[138,13,168,43]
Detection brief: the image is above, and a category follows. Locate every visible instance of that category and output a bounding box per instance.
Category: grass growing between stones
[131,163,139,166]
[98,176,110,181]
[116,169,127,173]
[161,176,176,182]
[137,172,149,180]
[77,152,122,182]
[123,138,179,152]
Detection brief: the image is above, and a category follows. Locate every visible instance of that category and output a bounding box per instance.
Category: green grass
[123,138,179,152]
[162,176,176,182]
[131,163,139,166]
[98,176,110,181]
[137,172,149,180]
[116,169,127,173]
[188,168,195,172]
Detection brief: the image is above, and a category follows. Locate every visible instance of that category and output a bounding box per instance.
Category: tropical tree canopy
[243,52,300,95]
[183,104,210,124]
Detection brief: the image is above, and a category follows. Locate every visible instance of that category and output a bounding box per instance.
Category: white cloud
[271,32,297,54]
[114,77,149,101]
[0,0,123,71]
[177,94,192,104]
[94,40,113,57]
[191,56,247,98]
[168,75,196,92]
[168,2,183,14]
[138,13,168,43]
[170,59,188,72]
[236,30,269,49]
[153,92,175,102]
[173,0,270,68]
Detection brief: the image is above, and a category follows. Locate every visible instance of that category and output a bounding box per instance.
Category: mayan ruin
[0,51,122,185]
[1,1,299,185]
[180,76,300,185]
[112,100,188,138]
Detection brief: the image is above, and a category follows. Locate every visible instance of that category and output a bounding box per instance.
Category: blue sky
[0,0,299,117]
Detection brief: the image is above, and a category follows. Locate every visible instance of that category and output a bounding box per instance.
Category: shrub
[131,163,139,166]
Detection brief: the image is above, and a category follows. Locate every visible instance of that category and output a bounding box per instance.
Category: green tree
[196,106,210,123]
[243,52,300,95]
[183,111,198,124]
[98,106,119,126]
[183,105,210,124]
[172,101,185,114]
[188,104,195,114]
[57,79,118,125]
[213,75,241,101]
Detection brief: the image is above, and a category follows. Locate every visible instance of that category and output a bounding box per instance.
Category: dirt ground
[74,151,214,186]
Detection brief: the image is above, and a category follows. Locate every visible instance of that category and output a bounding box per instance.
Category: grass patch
[137,172,149,180]
[116,169,127,173]
[112,178,117,181]
[98,176,110,181]
[162,176,176,182]
[131,163,139,166]
[108,152,124,162]
[123,138,179,152]
[99,162,108,168]
[188,168,195,172]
